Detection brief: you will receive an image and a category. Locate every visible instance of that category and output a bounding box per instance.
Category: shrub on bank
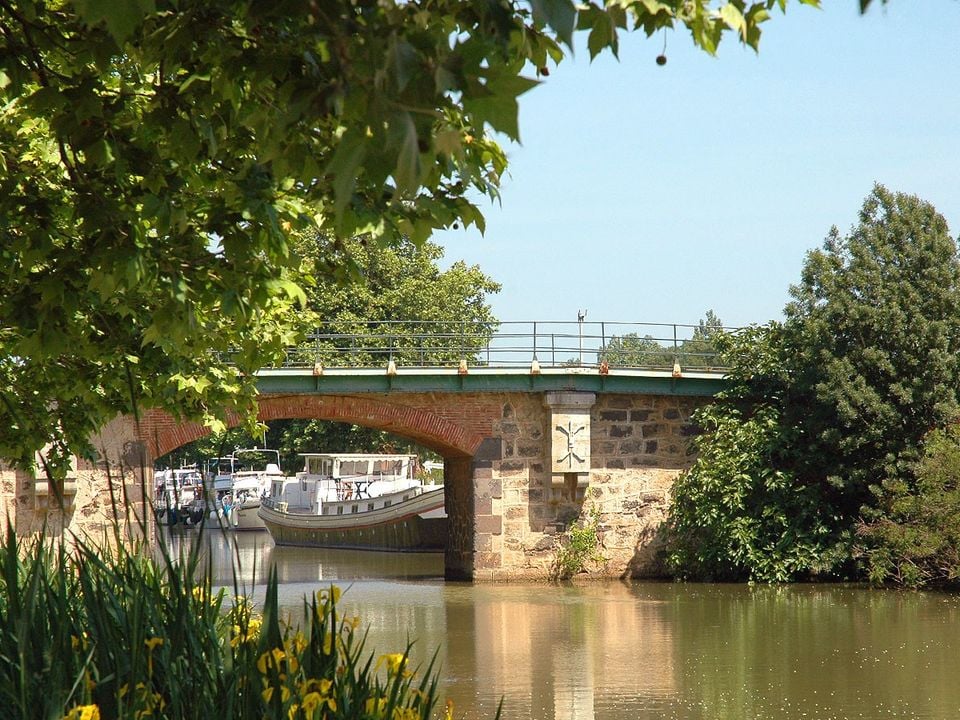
[857,424,960,589]
[0,528,450,720]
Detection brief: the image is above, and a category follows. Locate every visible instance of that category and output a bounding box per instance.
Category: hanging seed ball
[656,54,667,66]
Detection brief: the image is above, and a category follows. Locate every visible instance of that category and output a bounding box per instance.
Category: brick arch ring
[140,394,486,460]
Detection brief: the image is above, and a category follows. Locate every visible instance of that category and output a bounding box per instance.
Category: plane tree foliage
[668,186,960,585]
[1,0,825,474]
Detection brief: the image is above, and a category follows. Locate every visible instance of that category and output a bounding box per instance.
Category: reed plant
[0,525,448,720]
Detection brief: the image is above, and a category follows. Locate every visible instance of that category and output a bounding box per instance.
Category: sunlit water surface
[163,529,960,720]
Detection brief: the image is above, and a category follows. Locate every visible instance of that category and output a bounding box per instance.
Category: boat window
[351,504,358,514]
[374,459,404,475]
[341,460,368,476]
[337,506,343,515]
[368,503,374,511]
[402,495,409,501]
[384,500,391,507]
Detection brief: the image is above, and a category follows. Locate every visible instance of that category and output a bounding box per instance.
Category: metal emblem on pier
[556,421,586,469]
[545,392,594,475]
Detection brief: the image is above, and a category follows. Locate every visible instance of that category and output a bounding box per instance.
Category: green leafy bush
[667,327,839,582]
[551,509,604,580]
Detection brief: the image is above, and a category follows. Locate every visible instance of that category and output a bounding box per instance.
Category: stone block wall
[473,392,703,580]
[0,463,16,534]
[0,417,150,545]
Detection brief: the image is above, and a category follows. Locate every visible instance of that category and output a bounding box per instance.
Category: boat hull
[230,501,268,531]
[259,488,446,551]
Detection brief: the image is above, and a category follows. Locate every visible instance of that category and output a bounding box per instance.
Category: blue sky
[433,1,960,328]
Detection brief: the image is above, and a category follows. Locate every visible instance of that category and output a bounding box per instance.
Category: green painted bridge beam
[255,368,726,397]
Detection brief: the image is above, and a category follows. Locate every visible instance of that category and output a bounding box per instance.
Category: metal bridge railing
[275,320,733,372]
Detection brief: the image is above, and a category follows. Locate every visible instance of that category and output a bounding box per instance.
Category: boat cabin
[303,453,415,481]
[204,456,239,494]
[268,453,421,515]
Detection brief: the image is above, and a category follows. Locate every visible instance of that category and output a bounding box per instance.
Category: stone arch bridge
[1,321,728,580]
[1,367,722,580]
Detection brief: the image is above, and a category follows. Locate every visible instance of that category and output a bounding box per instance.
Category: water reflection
[163,527,443,587]
[160,530,960,720]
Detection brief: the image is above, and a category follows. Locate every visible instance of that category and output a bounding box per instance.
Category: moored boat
[154,466,205,526]
[258,453,446,550]
[216,448,285,530]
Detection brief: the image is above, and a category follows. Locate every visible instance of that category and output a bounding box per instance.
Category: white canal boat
[258,453,446,550]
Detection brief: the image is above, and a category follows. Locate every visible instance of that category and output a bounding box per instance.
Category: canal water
[165,530,960,720]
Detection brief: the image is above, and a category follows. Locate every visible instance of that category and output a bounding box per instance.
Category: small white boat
[154,466,205,526]
[215,448,285,530]
[258,453,446,550]
[204,455,240,496]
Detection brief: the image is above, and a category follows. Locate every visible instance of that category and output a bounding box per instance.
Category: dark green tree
[682,309,725,368]
[292,232,500,367]
[857,424,960,588]
[784,185,960,524]
[668,186,960,583]
[599,311,725,369]
[600,333,674,368]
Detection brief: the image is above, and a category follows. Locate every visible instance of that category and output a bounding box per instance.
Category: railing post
[577,311,585,366]
[600,322,606,365]
[672,324,679,371]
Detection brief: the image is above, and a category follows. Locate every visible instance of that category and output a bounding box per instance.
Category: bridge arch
[133,392,492,580]
[140,394,488,461]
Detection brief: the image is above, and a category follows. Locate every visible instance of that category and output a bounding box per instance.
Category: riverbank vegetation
[551,507,605,580]
[0,526,449,720]
[668,186,960,588]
